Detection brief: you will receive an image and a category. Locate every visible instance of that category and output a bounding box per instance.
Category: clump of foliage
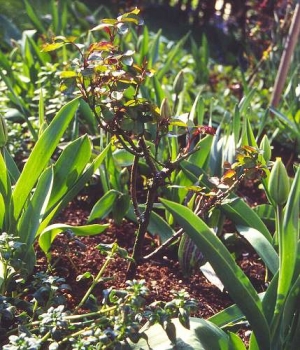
[42,8,219,279]
[1,242,197,349]
[1,1,300,349]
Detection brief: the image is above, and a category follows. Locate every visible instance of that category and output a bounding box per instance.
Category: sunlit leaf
[39,223,109,254]
[90,23,114,31]
[60,71,77,78]
[88,190,120,222]
[42,42,65,52]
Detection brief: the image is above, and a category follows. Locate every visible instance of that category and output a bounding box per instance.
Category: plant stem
[131,155,141,219]
[126,186,157,279]
[75,252,115,311]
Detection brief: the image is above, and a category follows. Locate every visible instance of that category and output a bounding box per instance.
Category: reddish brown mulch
[35,179,267,321]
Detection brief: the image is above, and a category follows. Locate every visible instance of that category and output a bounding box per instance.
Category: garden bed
[35,179,267,319]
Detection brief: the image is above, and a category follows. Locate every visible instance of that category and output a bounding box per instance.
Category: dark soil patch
[35,178,267,323]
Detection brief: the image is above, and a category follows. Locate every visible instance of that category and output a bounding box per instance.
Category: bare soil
[35,179,267,323]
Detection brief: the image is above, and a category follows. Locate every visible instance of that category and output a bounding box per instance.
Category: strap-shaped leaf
[221,197,272,242]
[11,98,79,225]
[161,198,270,350]
[38,143,111,233]
[129,317,245,350]
[46,135,92,212]
[0,152,11,229]
[281,274,300,347]
[23,0,46,33]
[271,167,300,337]
[3,147,20,184]
[237,225,279,275]
[39,223,109,255]
[17,166,54,245]
[156,32,190,81]
[88,189,120,222]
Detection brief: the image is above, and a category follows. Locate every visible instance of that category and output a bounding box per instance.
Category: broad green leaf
[0,152,12,230]
[129,317,244,350]
[270,107,299,136]
[233,104,241,146]
[288,315,300,350]
[88,190,120,222]
[17,166,53,245]
[152,76,165,106]
[39,144,111,232]
[39,223,109,254]
[126,204,175,243]
[27,35,50,66]
[50,0,59,34]
[0,195,4,229]
[221,197,272,242]
[0,152,11,206]
[138,26,149,65]
[0,70,37,139]
[237,225,279,275]
[79,99,98,134]
[46,135,92,212]
[180,160,201,183]
[156,32,190,81]
[160,199,270,350]
[253,204,275,229]
[23,0,46,33]
[228,332,247,350]
[281,274,300,347]
[189,92,203,125]
[173,136,212,204]
[209,125,224,176]
[38,89,45,131]
[16,167,53,273]
[188,135,213,167]
[11,98,79,225]
[113,193,130,225]
[238,88,256,115]
[3,147,20,184]
[22,30,34,66]
[209,303,244,328]
[200,262,224,291]
[272,167,300,335]
[241,116,257,148]
[148,29,161,66]
[113,148,134,166]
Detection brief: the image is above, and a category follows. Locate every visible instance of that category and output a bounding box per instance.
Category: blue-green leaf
[237,225,278,275]
[88,190,120,222]
[160,198,270,350]
[11,98,79,225]
[39,223,109,254]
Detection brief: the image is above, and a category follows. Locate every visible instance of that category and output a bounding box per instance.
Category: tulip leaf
[160,198,270,350]
[12,98,79,225]
[88,190,120,222]
[237,225,279,275]
[39,223,109,254]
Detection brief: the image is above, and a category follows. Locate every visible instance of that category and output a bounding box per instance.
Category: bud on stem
[259,135,271,163]
[160,98,172,121]
[268,157,290,206]
[173,70,184,95]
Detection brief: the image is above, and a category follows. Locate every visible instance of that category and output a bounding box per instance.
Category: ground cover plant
[0,1,299,349]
